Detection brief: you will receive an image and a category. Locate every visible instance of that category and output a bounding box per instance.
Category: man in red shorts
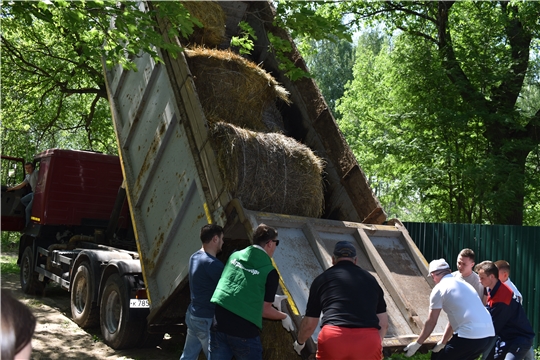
[293,241,388,360]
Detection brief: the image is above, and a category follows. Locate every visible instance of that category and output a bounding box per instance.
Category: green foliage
[1,1,197,157]
[385,352,432,360]
[230,21,257,55]
[0,254,19,275]
[274,1,351,42]
[299,37,355,119]
[1,232,20,253]
[333,2,540,225]
[267,32,310,81]
[271,1,352,81]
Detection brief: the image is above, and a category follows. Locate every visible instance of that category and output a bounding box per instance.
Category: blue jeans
[180,311,213,360]
[20,192,33,226]
[208,331,262,360]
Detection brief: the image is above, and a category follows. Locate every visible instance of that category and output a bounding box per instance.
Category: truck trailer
[1,1,446,357]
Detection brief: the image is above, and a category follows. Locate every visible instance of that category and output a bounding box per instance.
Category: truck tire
[99,273,143,349]
[71,262,99,328]
[20,246,44,295]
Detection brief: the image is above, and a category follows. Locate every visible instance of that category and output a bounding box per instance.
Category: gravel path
[1,256,186,360]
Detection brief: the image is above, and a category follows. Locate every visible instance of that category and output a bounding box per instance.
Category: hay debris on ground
[210,122,325,218]
[180,1,226,48]
[185,47,290,133]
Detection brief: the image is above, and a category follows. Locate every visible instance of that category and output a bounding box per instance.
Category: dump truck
[0,1,447,357]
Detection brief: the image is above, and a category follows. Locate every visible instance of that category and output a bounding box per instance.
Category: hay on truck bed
[180,1,226,48]
[210,122,325,218]
[184,48,291,133]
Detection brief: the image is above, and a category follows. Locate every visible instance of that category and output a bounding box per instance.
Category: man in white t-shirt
[452,248,485,301]
[404,258,495,359]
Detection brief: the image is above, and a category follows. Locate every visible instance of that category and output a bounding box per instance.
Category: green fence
[403,222,539,348]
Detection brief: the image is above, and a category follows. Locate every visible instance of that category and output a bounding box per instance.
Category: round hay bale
[261,318,298,360]
[210,122,325,218]
[185,48,290,133]
[181,1,226,48]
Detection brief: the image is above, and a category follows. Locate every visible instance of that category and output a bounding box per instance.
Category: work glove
[293,340,305,355]
[282,314,294,332]
[273,294,288,312]
[404,341,421,357]
[432,340,445,353]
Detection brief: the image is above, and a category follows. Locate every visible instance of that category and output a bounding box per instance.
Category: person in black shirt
[293,241,388,359]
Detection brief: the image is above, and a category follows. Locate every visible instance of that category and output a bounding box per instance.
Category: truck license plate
[129,299,149,308]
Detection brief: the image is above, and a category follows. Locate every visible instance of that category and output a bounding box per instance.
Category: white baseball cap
[428,258,450,276]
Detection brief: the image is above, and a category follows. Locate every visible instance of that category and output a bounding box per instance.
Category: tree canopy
[1,1,195,158]
[330,1,540,225]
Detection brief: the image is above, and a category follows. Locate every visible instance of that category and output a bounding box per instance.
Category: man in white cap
[404,258,495,359]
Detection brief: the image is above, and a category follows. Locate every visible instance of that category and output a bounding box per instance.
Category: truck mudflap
[225,200,447,349]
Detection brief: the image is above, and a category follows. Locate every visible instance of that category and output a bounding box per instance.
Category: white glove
[293,340,305,355]
[432,340,445,353]
[282,314,294,332]
[273,294,288,312]
[404,341,421,357]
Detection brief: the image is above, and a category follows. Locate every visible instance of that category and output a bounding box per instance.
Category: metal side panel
[103,51,215,312]
[239,209,447,347]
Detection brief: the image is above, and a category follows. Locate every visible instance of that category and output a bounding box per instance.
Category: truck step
[51,250,81,267]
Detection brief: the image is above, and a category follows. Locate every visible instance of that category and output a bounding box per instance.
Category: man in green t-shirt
[209,223,294,360]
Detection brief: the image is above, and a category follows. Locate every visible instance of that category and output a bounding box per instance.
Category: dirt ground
[1,267,187,360]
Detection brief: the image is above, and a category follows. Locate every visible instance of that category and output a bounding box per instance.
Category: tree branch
[396,26,438,44]
[436,1,488,108]
[491,2,532,112]
[387,1,438,24]
[1,36,52,78]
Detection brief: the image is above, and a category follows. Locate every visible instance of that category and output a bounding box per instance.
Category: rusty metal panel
[243,210,445,347]
[103,48,218,316]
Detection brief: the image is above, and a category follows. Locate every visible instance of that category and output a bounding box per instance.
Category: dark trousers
[432,335,496,360]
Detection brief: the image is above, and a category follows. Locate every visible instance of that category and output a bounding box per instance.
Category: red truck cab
[2,149,123,232]
[31,149,123,228]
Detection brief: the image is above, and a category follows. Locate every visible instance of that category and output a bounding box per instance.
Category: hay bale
[181,1,226,48]
[261,319,298,360]
[210,122,324,218]
[185,48,290,132]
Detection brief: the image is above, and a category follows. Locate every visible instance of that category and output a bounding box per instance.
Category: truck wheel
[99,273,143,349]
[71,262,99,328]
[20,246,44,295]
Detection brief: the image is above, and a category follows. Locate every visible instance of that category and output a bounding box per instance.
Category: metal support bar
[355,228,424,333]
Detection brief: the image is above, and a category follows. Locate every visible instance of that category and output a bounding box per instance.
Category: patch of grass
[386,352,431,360]
[26,298,43,308]
[0,254,19,274]
[1,231,20,252]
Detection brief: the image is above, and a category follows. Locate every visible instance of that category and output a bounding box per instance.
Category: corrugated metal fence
[403,222,539,348]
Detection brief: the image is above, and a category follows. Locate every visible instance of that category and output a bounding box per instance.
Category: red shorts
[316,325,382,360]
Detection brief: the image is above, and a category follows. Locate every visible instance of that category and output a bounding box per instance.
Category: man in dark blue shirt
[180,224,225,360]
